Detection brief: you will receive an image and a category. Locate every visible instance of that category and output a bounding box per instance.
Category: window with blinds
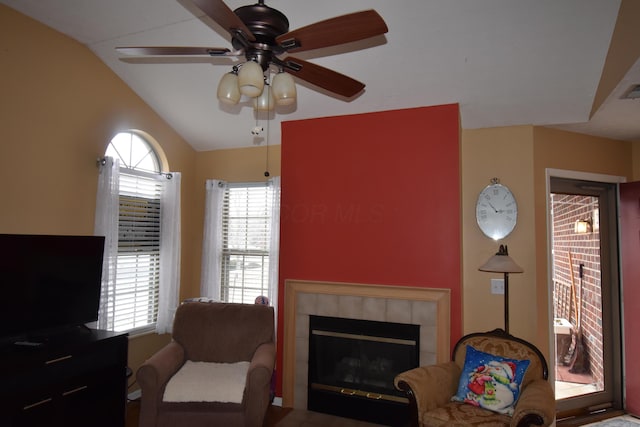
[221,184,273,304]
[112,171,162,332]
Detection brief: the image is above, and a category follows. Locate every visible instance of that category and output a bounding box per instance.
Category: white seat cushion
[163,360,250,403]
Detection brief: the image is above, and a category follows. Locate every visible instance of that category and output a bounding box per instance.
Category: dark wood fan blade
[282,56,364,98]
[191,0,255,42]
[276,10,387,53]
[116,46,232,56]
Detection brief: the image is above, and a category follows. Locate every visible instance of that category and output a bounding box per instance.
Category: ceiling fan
[116,0,388,104]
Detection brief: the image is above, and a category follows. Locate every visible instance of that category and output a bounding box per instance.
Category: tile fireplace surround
[282,279,451,409]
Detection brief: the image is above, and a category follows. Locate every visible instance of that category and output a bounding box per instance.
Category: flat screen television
[0,233,105,342]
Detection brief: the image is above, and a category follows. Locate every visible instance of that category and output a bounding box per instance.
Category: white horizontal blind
[113,171,162,332]
[221,184,272,304]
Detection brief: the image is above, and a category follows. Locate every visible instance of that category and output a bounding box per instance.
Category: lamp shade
[238,61,264,97]
[216,71,240,104]
[271,72,296,106]
[479,245,523,273]
[253,84,274,111]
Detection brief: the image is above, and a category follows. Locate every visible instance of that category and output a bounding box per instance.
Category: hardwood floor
[126,400,635,427]
[125,400,140,427]
[556,409,627,426]
[125,400,292,427]
[263,405,294,426]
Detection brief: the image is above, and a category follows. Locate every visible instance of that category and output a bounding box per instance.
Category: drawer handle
[340,388,356,396]
[366,392,382,400]
[63,385,88,396]
[23,398,53,410]
[45,355,73,365]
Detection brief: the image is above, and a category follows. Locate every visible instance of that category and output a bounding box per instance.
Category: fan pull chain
[264,75,271,177]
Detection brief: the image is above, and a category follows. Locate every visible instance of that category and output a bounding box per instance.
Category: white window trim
[200,178,280,331]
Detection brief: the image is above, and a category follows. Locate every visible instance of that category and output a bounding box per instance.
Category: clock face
[475,183,518,240]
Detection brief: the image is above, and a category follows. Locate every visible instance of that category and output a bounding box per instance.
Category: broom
[563,252,578,365]
[569,262,589,373]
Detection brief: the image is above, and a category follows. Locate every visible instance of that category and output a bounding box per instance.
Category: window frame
[104,132,164,334]
[219,182,274,304]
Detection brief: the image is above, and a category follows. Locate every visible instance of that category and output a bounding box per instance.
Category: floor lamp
[479,245,523,334]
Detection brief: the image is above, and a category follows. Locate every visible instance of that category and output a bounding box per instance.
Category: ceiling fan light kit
[219,67,296,110]
[216,69,241,104]
[253,83,275,112]
[116,0,388,111]
[271,71,296,106]
[237,60,265,97]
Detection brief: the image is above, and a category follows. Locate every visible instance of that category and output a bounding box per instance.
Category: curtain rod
[96,156,173,179]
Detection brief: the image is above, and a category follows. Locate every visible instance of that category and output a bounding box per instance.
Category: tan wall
[187,145,282,299]
[461,126,536,341]
[0,6,285,383]
[461,126,635,359]
[531,127,633,357]
[0,5,198,379]
[633,141,640,180]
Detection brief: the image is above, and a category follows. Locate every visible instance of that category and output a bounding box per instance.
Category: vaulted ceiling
[2,0,639,151]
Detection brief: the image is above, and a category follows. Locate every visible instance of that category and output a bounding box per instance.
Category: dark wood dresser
[0,328,128,427]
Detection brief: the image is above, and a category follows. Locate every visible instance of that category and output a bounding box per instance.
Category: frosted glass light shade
[238,61,264,97]
[216,72,240,104]
[478,245,523,273]
[271,72,296,106]
[253,85,274,111]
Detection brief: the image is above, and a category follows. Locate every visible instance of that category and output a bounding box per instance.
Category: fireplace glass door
[308,315,419,425]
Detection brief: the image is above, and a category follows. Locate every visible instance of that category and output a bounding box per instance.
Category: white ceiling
[3,0,639,152]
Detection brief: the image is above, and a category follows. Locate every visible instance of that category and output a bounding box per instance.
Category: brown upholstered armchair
[137,301,276,427]
[394,329,555,427]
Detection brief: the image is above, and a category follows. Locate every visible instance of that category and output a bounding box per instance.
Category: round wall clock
[475,178,518,240]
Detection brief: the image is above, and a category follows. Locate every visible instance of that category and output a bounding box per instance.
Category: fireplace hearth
[308,315,419,425]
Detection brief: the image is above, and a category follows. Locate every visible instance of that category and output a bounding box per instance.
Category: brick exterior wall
[551,194,603,389]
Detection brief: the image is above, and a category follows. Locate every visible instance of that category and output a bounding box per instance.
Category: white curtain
[94,157,119,331]
[268,176,281,332]
[200,177,280,324]
[156,172,182,334]
[200,179,226,299]
[94,159,181,334]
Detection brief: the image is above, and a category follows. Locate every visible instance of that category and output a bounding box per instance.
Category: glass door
[550,177,622,418]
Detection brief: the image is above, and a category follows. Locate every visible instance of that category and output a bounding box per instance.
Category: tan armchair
[394,329,555,426]
[137,301,276,427]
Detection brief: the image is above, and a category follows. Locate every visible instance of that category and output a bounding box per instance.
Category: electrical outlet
[491,278,505,295]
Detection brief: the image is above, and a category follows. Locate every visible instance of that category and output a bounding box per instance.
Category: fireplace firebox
[308,315,419,426]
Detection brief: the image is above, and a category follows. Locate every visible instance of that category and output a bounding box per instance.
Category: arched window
[106,131,161,173]
[99,131,173,333]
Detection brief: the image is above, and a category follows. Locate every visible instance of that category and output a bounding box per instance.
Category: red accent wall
[277,104,461,395]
